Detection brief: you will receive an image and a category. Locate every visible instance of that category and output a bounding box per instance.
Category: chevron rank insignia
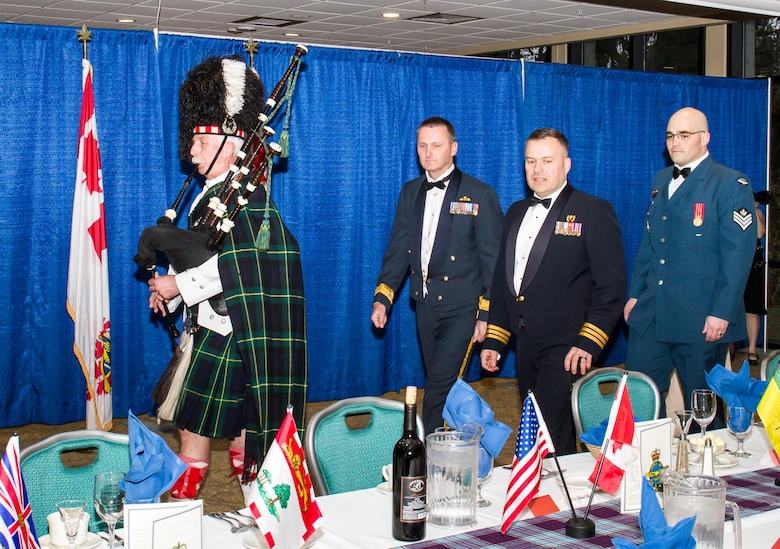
[737,177,750,186]
[733,207,753,231]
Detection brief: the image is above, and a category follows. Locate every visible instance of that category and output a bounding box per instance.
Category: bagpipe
[134,45,307,340]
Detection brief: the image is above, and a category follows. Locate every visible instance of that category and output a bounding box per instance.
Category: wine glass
[691,389,717,438]
[94,471,125,549]
[476,455,494,508]
[726,405,753,458]
[673,409,693,440]
[56,500,86,549]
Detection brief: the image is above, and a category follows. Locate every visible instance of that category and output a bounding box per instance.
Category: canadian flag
[66,58,112,431]
[245,410,323,549]
[588,374,638,495]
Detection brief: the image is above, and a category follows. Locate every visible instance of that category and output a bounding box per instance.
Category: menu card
[124,499,203,549]
[620,418,673,513]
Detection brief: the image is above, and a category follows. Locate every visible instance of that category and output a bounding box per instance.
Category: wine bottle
[392,386,427,541]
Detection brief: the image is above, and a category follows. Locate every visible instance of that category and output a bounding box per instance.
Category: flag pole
[549,453,576,520]
[77,24,91,60]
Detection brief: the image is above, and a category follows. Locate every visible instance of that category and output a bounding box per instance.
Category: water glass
[56,500,86,549]
[691,389,717,438]
[726,405,753,458]
[94,471,125,549]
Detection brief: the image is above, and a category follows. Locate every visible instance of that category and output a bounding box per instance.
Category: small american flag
[501,392,555,534]
[0,435,40,548]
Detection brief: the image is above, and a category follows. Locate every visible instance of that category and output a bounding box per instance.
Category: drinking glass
[94,471,125,549]
[476,456,494,508]
[691,389,716,438]
[726,405,753,458]
[56,500,86,549]
[673,409,694,439]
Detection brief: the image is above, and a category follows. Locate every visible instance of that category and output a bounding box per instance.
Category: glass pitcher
[662,471,741,549]
[425,423,483,527]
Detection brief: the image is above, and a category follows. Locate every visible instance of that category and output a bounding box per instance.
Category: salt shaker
[701,437,715,476]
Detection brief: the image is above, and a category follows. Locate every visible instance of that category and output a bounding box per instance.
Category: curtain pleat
[0,23,769,426]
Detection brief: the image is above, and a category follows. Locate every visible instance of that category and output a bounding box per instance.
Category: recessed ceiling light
[285,32,300,37]
[117,18,135,23]
[383,12,400,18]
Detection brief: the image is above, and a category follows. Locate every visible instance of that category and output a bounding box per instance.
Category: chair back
[20,430,130,535]
[304,396,424,495]
[571,367,661,435]
[760,350,780,381]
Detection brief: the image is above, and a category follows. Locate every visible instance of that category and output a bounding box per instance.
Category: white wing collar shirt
[513,182,568,295]
[421,164,456,297]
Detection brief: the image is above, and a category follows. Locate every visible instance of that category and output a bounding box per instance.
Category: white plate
[243,529,270,549]
[688,452,739,468]
[243,529,317,549]
[376,481,392,495]
[554,475,601,492]
[39,533,101,549]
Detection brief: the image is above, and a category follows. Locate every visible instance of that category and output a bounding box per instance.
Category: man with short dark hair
[481,128,626,454]
[371,117,503,435]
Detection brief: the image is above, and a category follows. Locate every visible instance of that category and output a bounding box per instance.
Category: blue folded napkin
[579,417,609,447]
[119,410,187,504]
[443,379,512,472]
[705,362,768,413]
[612,477,695,549]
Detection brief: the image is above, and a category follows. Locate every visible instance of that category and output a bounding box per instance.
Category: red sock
[170,455,209,500]
[229,447,244,479]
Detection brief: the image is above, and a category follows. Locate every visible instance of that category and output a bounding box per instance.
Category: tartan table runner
[398,467,780,549]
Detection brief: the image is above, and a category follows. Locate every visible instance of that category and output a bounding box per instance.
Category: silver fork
[211,512,253,533]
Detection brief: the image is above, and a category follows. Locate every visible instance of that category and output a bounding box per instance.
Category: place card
[124,499,203,549]
[620,418,673,513]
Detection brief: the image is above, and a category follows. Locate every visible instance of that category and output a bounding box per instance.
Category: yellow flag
[757,367,780,457]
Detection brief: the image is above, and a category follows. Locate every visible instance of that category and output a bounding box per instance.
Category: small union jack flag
[0,435,40,548]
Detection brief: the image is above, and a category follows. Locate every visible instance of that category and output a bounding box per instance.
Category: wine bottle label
[399,476,427,523]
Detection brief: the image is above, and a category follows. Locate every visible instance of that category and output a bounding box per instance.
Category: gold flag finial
[244,37,259,69]
[77,24,92,60]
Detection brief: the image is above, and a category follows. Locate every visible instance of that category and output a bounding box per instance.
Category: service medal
[693,203,704,227]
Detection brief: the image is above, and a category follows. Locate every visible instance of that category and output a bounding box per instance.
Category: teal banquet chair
[760,349,780,381]
[20,430,130,535]
[571,367,661,436]
[304,396,425,495]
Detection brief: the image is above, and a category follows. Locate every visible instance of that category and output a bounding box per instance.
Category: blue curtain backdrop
[0,23,769,427]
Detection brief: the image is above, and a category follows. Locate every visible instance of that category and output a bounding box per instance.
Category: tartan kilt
[175,328,247,439]
[174,182,307,472]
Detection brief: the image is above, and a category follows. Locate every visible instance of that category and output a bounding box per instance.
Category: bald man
[624,107,757,418]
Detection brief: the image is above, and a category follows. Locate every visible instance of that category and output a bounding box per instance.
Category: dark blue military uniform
[373,167,503,435]
[483,184,626,454]
[626,155,757,412]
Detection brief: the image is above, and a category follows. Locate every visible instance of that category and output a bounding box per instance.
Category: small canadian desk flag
[588,374,638,495]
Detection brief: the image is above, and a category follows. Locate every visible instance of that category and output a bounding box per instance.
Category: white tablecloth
[197,426,778,549]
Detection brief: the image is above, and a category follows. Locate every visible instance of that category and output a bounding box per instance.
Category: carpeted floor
[1,349,756,514]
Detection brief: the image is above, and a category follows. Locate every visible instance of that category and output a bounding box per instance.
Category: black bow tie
[529,196,552,209]
[424,177,450,191]
[673,166,692,179]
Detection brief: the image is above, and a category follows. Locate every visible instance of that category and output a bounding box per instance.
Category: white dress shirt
[668,152,708,198]
[421,165,456,297]
[513,183,568,294]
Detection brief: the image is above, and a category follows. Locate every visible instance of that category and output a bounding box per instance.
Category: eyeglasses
[665,131,705,142]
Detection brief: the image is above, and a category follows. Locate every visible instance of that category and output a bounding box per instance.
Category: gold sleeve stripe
[579,322,609,349]
[375,283,395,304]
[485,324,511,345]
[479,296,490,312]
